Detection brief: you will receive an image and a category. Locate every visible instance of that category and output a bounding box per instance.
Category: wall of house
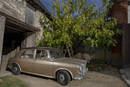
[110,1,129,66]
[34,10,44,42]
[0,0,26,22]
[0,0,45,47]
[111,1,128,24]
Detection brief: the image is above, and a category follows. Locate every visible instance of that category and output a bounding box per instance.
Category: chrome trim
[74,67,88,80]
[78,66,82,72]
[74,77,83,80]
[21,70,54,79]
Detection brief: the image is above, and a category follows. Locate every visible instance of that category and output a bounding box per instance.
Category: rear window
[21,49,35,58]
[36,50,47,59]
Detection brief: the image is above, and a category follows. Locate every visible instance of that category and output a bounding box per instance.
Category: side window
[21,50,34,59]
[36,50,47,59]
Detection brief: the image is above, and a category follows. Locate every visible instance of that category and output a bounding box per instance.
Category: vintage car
[8,47,88,85]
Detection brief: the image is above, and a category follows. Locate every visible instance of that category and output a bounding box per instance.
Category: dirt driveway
[12,71,128,87]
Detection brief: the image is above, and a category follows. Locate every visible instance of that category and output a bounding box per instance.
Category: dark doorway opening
[1,24,34,72]
[2,26,26,55]
[0,11,39,73]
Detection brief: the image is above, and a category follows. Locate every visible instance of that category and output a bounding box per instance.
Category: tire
[56,70,71,86]
[11,63,20,75]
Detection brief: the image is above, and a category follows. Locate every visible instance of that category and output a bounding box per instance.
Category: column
[0,16,6,69]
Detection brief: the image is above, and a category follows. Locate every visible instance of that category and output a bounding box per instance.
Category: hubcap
[13,67,18,72]
[59,74,65,82]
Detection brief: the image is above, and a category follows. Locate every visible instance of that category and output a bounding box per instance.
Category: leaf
[37,0,121,55]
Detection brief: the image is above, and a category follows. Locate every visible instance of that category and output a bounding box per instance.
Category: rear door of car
[32,50,54,77]
[19,49,36,73]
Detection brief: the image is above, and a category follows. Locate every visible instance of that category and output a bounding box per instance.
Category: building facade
[111,0,130,67]
[0,0,50,73]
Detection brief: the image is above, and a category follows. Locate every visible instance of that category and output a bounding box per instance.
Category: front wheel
[56,70,71,86]
[11,63,20,75]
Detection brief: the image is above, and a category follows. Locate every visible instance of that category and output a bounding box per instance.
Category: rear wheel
[11,63,20,75]
[56,70,71,86]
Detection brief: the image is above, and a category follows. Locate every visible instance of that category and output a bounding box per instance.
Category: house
[0,0,50,74]
[110,0,130,67]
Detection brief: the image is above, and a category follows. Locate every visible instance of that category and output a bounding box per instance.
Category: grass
[0,76,28,87]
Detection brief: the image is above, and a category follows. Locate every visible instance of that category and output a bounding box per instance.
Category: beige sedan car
[8,47,88,85]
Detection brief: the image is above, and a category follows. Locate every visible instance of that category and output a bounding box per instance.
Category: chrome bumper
[74,68,88,80]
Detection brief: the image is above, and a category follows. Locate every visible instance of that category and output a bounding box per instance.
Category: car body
[8,47,88,85]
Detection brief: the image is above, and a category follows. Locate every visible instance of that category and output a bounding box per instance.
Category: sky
[40,0,103,14]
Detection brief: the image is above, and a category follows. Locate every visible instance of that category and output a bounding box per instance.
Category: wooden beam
[0,11,40,32]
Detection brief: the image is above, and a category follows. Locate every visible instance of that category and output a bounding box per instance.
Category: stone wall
[75,46,122,66]
[34,10,44,42]
[0,0,45,47]
[0,0,26,22]
[0,0,44,31]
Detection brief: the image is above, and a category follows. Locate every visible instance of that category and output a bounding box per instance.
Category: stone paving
[120,68,130,87]
[12,71,127,87]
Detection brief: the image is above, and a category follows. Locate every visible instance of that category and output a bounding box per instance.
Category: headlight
[78,66,82,72]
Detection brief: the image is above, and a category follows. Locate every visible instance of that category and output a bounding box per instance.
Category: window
[21,50,35,59]
[36,50,47,59]
[25,3,35,25]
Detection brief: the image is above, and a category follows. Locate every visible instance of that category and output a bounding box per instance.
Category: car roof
[22,47,57,50]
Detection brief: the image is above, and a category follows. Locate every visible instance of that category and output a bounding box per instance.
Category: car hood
[54,58,87,66]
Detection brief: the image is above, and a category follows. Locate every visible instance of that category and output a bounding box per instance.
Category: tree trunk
[66,44,71,58]
[104,49,107,64]
[70,46,74,57]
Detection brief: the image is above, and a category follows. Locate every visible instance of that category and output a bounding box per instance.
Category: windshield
[49,49,64,58]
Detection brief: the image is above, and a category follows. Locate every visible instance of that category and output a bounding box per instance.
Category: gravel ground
[12,71,128,87]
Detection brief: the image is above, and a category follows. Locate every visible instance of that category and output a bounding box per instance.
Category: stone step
[120,68,130,87]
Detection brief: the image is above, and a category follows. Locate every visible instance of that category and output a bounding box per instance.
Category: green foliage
[38,0,121,57]
[0,76,28,87]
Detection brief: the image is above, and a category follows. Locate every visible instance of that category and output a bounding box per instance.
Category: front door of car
[32,50,54,77]
[19,49,36,73]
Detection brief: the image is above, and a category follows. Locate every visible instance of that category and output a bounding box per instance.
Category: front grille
[82,64,87,76]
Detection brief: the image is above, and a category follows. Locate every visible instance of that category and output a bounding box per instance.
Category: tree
[38,0,121,57]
